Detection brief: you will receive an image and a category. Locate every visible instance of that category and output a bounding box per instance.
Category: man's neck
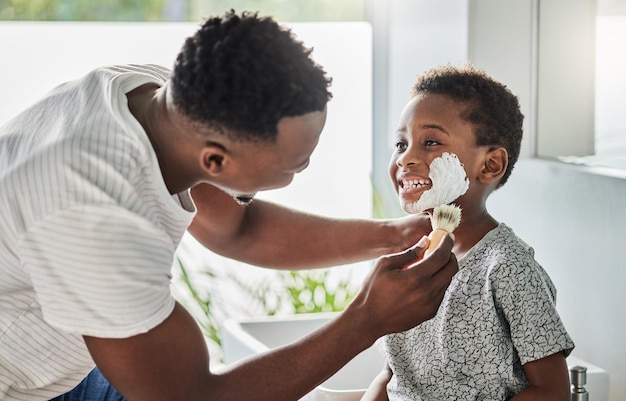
[127,83,193,195]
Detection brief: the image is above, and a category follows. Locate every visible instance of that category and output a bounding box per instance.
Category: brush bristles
[430,204,462,233]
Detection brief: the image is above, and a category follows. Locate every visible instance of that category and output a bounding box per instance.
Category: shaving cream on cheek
[403,152,470,214]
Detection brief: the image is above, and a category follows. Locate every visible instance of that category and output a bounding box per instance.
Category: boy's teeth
[402,179,429,188]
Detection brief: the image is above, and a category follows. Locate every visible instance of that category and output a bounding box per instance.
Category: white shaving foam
[404,152,470,214]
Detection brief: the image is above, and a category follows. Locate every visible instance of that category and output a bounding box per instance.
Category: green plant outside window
[0,0,365,21]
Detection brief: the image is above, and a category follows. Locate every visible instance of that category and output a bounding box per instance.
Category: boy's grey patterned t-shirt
[379,223,574,401]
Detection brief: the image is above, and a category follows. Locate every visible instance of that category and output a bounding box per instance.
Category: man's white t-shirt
[0,65,196,400]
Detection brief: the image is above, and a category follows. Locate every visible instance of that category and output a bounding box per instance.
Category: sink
[221,313,378,400]
[221,313,609,401]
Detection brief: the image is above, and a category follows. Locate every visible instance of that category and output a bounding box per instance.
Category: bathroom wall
[488,157,626,401]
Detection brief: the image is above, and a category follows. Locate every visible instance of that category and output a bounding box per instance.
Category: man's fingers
[406,233,455,273]
[382,235,429,270]
[405,235,430,262]
[358,232,457,336]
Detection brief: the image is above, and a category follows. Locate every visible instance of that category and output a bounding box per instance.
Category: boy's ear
[200,142,228,176]
[479,147,508,184]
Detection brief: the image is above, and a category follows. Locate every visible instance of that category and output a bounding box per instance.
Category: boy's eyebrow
[421,123,450,135]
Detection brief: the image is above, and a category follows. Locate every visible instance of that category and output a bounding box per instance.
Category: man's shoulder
[91,64,171,79]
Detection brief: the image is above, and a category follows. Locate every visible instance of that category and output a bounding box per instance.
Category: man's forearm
[189,187,431,269]
[210,201,407,268]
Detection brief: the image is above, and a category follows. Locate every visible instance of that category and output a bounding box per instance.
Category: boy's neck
[449,209,499,260]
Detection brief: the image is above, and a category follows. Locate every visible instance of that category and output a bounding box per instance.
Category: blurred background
[0,0,365,21]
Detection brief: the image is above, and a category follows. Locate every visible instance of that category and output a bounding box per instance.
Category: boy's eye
[424,139,441,147]
[394,141,407,150]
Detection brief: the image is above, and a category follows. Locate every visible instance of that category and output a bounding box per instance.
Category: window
[536,0,626,170]
[0,1,372,220]
[586,0,626,168]
[0,0,366,22]
[0,3,374,345]
[540,0,626,169]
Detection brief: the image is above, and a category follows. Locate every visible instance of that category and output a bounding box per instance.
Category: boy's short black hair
[411,64,523,188]
[171,10,333,142]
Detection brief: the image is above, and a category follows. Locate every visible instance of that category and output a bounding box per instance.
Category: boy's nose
[396,150,418,167]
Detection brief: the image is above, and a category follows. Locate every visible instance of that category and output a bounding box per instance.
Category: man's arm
[84,235,457,401]
[188,183,431,269]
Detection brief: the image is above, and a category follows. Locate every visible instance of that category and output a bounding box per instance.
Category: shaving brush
[425,204,462,257]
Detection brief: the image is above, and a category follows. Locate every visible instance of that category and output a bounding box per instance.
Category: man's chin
[222,188,257,206]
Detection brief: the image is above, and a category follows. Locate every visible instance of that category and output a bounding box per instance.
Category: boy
[363,64,574,400]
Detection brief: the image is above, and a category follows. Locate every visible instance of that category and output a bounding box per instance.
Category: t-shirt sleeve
[492,255,575,365]
[19,204,176,338]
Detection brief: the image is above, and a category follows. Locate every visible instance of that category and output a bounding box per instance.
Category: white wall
[0,22,193,125]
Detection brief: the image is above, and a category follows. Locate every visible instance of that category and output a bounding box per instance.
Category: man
[0,10,457,401]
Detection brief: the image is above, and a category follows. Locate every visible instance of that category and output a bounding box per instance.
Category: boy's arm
[188,183,431,269]
[510,351,570,401]
[360,364,392,401]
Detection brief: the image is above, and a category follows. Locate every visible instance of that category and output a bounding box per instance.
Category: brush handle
[425,229,448,258]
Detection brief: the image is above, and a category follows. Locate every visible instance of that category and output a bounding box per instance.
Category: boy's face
[389,93,489,213]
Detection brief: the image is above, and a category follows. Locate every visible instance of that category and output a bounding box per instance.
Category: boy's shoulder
[466,223,537,267]
[476,223,524,247]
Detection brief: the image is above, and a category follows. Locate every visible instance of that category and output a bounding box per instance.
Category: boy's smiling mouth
[399,177,431,194]
[399,152,469,214]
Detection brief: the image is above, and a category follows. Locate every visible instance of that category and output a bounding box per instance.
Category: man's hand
[345,233,457,343]
[387,213,433,254]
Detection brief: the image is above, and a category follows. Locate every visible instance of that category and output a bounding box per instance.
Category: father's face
[219,107,327,198]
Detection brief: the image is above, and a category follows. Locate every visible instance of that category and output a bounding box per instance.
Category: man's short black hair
[171,10,333,142]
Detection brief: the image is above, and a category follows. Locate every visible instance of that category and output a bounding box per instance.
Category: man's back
[0,64,193,401]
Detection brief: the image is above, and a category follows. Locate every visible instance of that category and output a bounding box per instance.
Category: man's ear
[200,142,228,176]
[479,147,508,184]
